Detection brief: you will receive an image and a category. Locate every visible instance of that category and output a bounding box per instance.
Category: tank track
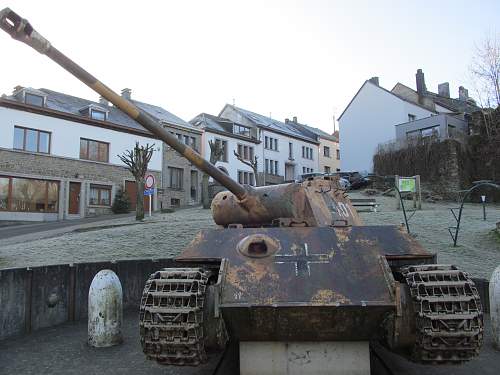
[139,268,211,366]
[403,264,483,363]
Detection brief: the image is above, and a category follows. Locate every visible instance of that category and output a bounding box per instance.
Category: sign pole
[481,195,486,221]
[149,194,152,217]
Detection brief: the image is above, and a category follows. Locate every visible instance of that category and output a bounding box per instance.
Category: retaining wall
[0,258,491,342]
[0,258,178,341]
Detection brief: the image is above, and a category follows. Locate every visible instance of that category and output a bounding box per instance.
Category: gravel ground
[0,193,499,278]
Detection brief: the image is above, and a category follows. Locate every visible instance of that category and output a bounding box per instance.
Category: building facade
[338,71,479,172]
[219,105,319,184]
[190,113,260,186]
[0,86,196,221]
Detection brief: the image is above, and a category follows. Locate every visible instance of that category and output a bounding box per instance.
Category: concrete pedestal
[239,341,370,375]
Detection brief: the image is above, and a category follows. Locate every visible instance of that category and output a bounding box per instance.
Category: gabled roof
[390,82,480,114]
[220,104,318,144]
[3,87,197,135]
[338,80,438,121]
[289,121,338,142]
[190,113,260,143]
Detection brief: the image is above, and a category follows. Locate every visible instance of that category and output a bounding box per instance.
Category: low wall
[0,258,179,341]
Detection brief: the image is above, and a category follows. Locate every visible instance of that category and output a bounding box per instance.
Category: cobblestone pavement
[0,193,498,278]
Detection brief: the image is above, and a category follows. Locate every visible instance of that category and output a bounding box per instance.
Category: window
[190,170,198,200]
[234,124,251,137]
[0,176,59,212]
[238,171,255,186]
[190,137,197,150]
[265,136,278,151]
[169,167,183,189]
[215,139,228,162]
[289,142,293,159]
[176,133,182,141]
[324,166,331,174]
[184,135,190,145]
[13,126,51,153]
[89,185,111,206]
[265,159,279,175]
[302,146,313,160]
[24,93,44,107]
[0,177,9,210]
[406,125,440,139]
[302,167,313,174]
[90,109,107,121]
[336,149,340,160]
[80,138,109,162]
[237,144,254,161]
[408,114,416,122]
[171,198,180,207]
[323,146,330,158]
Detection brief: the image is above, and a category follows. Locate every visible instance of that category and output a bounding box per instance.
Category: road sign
[144,188,155,196]
[145,174,155,189]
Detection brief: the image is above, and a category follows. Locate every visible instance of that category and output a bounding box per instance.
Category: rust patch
[311,289,351,304]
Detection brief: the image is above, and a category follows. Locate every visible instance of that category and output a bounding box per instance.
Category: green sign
[399,178,416,192]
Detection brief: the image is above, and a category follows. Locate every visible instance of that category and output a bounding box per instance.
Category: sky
[0,0,499,134]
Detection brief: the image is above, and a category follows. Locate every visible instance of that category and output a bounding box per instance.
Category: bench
[350,198,378,212]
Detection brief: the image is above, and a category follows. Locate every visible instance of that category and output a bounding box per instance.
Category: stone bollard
[88,269,123,347]
[491,265,500,350]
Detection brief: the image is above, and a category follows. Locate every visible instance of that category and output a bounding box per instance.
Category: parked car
[338,177,351,190]
[333,171,371,190]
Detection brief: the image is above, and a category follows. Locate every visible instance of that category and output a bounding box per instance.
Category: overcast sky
[1,0,498,133]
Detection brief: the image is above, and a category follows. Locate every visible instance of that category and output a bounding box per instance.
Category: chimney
[415,69,426,95]
[121,88,131,100]
[13,85,23,95]
[458,86,468,101]
[369,77,379,86]
[99,96,109,106]
[292,116,297,124]
[438,82,450,98]
[285,118,289,124]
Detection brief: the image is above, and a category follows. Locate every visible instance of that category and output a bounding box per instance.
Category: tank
[1,7,484,369]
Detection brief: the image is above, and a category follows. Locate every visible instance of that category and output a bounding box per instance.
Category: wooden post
[416,175,422,210]
[395,175,400,210]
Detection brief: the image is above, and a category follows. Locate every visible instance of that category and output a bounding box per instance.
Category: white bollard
[491,265,500,350]
[88,269,123,347]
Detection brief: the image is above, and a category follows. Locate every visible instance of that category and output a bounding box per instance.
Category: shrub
[111,189,131,214]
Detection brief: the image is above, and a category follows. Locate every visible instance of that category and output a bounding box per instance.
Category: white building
[338,71,479,173]
[0,86,195,221]
[219,105,319,184]
[190,113,260,186]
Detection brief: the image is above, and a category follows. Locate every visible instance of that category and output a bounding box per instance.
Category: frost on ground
[0,194,499,279]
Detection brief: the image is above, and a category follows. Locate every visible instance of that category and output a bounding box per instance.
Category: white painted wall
[0,106,162,170]
[339,82,433,172]
[201,131,256,183]
[260,129,318,179]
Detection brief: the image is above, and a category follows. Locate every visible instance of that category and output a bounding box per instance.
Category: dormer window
[233,124,251,137]
[91,109,107,121]
[25,93,45,107]
[79,104,109,121]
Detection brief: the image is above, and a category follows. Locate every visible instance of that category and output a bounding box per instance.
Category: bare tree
[470,34,500,108]
[201,140,224,209]
[233,150,261,186]
[118,142,155,220]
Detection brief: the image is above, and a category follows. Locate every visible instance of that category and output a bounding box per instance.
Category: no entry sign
[145,174,155,189]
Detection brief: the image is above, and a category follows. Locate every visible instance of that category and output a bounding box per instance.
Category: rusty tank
[0,7,484,370]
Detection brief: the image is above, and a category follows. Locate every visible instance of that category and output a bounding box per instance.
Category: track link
[403,264,483,363]
[139,268,210,366]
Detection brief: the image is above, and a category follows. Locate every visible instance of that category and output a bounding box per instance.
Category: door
[68,182,81,214]
[125,180,149,210]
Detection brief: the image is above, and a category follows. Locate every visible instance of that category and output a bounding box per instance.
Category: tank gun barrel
[0,7,248,200]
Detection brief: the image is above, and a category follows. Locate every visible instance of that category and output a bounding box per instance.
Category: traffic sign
[145,174,155,189]
[144,188,155,196]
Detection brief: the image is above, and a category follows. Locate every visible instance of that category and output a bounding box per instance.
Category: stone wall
[0,148,160,218]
